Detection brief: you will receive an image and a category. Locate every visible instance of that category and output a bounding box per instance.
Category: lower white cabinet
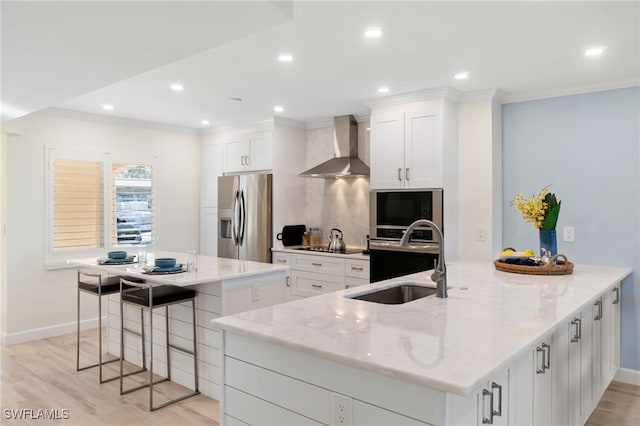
[273,251,370,298]
[476,368,510,425]
[272,252,292,301]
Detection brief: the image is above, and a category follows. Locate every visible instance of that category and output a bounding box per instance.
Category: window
[47,148,157,260]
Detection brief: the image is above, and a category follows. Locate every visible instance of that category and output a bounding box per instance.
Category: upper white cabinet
[225,132,272,173]
[370,100,447,190]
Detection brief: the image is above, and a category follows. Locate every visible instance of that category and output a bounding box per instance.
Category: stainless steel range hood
[299,115,370,178]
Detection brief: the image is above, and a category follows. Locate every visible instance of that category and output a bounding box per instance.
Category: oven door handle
[369,240,440,254]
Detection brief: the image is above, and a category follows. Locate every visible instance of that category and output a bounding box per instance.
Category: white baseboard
[1,316,104,345]
[615,367,640,386]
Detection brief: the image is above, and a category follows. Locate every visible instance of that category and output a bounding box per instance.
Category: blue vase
[539,229,558,257]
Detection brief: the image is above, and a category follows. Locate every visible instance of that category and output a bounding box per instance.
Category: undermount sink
[347,283,437,305]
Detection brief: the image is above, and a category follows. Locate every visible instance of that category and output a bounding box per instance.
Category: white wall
[457,95,502,260]
[3,113,200,343]
[1,133,7,337]
[305,121,370,248]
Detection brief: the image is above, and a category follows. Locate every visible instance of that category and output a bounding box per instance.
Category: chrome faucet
[399,219,447,298]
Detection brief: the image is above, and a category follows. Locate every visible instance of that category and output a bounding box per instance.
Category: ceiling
[3,1,639,130]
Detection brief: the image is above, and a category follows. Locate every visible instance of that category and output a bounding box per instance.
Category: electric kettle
[327,228,346,253]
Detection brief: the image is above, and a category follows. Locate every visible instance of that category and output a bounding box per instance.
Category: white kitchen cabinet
[275,251,370,298]
[200,208,218,256]
[201,143,224,208]
[531,333,553,426]
[272,252,292,301]
[370,103,443,190]
[224,132,272,173]
[609,285,621,383]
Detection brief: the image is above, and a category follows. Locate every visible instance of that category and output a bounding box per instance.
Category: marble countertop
[272,246,369,260]
[68,251,288,287]
[212,260,631,396]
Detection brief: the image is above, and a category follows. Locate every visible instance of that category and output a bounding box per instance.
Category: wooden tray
[494,254,574,275]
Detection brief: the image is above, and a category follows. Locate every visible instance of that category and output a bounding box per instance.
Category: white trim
[614,367,640,386]
[501,80,639,104]
[38,108,200,135]
[365,86,463,109]
[2,317,104,345]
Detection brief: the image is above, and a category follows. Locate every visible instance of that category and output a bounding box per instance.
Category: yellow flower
[512,187,550,230]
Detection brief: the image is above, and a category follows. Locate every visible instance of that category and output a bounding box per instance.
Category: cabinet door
[568,314,583,426]
[201,143,223,208]
[580,302,595,421]
[225,138,247,173]
[246,133,272,171]
[601,290,613,389]
[370,110,405,189]
[404,105,442,188]
[532,337,552,426]
[610,285,621,379]
[592,297,603,402]
[200,208,218,256]
[552,319,570,426]
[273,252,292,301]
[476,368,509,426]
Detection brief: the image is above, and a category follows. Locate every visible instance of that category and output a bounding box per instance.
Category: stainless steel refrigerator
[218,174,272,263]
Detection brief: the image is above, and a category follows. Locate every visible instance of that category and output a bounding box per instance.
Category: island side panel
[219,331,446,426]
[106,269,287,400]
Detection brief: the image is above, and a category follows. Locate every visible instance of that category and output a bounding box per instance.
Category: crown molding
[38,108,200,135]
[501,79,639,104]
[365,86,464,109]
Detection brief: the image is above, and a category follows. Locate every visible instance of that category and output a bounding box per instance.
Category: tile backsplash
[305,121,370,248]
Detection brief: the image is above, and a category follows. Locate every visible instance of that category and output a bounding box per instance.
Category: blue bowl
[155,257,176,268]
[108,250,128,260]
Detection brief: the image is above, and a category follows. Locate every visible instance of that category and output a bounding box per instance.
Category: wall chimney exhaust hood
[299,115,370,178]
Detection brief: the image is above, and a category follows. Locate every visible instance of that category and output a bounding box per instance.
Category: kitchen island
[70,252,289,399]
[213,260,631,425]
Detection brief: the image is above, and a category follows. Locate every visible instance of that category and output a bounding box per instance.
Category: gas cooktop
[294,247,363,255]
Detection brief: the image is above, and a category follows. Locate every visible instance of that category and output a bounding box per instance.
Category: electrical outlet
[332,393,352,425]
[563,226,575,242]
[476,226,487,242]
[252,284,260,302]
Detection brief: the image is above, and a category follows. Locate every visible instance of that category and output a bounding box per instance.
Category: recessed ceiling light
[170,83,184,92]
[454,71,470,80]
[102,104,114,111]
[364,27,382,38]
[278,54,293,62]
[377,86,390,93]
[201,120,210,126]
[274,105,284,113]
[585,46,606,57]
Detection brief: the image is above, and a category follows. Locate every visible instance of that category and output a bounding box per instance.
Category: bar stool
[119,278,199,411]
[76,270,134,383]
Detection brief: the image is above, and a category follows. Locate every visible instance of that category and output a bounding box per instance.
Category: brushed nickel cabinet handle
[492,382,502,417]
[405,167,410,181]
[536,346,546,374]
[482,388,494,424]
[277,258,287,263]
[571,318,581,342]
[542,343,551,370]
[397,168,402,181]
[351,266,364,271]
[286,276,291,287]
[594,300,603,320]
[311,262,322,267]
[613,287,620,304]
[311,284,322,289]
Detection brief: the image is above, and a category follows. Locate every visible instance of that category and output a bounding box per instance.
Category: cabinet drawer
[345,277,369,289]
[345,259,369,279]
[272,252,292,267]
[291,254,345,276]
[291,270,345,298]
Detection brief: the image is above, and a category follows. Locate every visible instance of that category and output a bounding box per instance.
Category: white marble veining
[212,260,631,396]
[69,251,288,287]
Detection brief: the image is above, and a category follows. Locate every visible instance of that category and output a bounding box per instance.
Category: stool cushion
[78,276,143,295]
[122,286,196,307]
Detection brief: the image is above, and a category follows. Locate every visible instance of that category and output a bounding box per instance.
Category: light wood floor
[2,329,639,425]
[1,328,218,425]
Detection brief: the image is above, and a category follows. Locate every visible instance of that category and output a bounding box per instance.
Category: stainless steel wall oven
[369,189,443,282]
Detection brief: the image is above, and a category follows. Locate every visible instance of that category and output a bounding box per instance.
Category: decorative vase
[539,229,558,257]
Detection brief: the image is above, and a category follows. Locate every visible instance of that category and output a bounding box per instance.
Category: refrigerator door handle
[239,190,246,245]
[232,190,240,245]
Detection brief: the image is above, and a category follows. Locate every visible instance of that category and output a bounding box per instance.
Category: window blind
[52,159,103,251]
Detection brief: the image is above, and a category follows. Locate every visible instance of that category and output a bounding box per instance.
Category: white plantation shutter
[52,159,104,251]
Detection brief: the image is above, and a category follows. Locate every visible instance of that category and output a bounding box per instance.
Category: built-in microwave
[370,188,443,243]
[369,188,443,283]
